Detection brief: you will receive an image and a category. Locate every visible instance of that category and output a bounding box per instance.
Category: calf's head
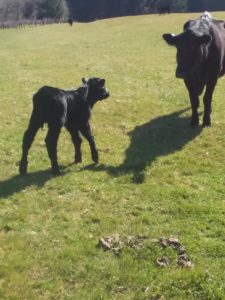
[82,77,110,106]
[163,29,211,80]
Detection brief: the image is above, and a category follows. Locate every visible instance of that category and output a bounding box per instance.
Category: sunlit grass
[0,12,225,299]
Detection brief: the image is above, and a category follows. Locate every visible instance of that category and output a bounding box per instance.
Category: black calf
[19,78,110,175]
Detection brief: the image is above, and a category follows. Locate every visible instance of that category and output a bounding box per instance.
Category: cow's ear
[198,34,212,45]
[162,33,177,46]
[183,20,192,31]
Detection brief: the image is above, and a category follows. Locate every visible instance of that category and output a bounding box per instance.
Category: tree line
[0,0,225,24]
[188,0,225,12]
[67,0,187,22]
[66,0,225,21]
[0,0,68,23]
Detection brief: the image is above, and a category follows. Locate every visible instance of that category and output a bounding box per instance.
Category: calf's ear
[162,33,177,46]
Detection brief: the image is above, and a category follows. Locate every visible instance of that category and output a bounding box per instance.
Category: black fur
[19,77,109,175]
[163,15,225,126]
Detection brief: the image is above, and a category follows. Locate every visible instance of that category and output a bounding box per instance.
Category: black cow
[19,78,110,175]
[68,18,74,26]
[163,14,225,126]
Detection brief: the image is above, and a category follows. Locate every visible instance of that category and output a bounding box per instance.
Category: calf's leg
[80,123,98,163]
[19,113,41,175]
[45,124,62,175]
[66,126,83,163]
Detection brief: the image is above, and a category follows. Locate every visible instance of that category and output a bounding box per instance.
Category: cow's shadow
[0,168,67,200]
[0,108,203,199]
[81,108,203,183]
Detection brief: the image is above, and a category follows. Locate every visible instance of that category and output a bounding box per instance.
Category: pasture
[0,12,225,299]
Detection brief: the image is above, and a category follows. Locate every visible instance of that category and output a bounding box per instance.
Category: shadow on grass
[0,167,67,200]
[80,108,203,183]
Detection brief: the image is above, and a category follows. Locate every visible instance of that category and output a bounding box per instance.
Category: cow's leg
[45,124,62,175]
[203,81,216,127]
[190,93,200,126]
[185,81,199,126]
[19,113,41,175]
[66,126,83,163]
[80,123,98,163]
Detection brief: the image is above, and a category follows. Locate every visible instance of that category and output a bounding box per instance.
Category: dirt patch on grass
[98,234,148,255]
[98,235,194,268]
[158,237,194,268]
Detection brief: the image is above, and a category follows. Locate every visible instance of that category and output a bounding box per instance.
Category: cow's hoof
[190,121,199,127]
[190,116,199,126]
[19,162,27,176]
[52,169,60,176]
[203,114,211,127]
[203,122,211,127]
[203,118,211,127]
[75,157,82,164]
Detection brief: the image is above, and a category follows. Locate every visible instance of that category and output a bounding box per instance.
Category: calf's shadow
[0,168,67,200]
[0,108,203,199]
[82,108,203,183]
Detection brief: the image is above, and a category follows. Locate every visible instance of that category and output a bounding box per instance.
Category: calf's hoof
[92,152,99,164]
[19,162,27,176]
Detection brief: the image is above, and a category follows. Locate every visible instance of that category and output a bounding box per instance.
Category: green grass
[0,12,225,299]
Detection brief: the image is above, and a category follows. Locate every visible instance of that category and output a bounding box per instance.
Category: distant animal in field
[162,12,225,126]
[158,5,170,14]
[68,18,74,26]
[19,78,110,175]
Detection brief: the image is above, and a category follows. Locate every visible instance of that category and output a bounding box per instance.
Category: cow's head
[82,77,110,107]
[162,29,212,80]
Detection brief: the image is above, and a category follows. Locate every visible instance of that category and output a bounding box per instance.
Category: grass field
[0,12,225,299]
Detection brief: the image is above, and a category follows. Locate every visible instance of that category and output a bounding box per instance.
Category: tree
[171,0,187,12]
[187,0,203,12]
[0,0,16,21]
[21,0,36,19]
[38,0,64,19]
[202,0,225,11]
[0,0,67,21]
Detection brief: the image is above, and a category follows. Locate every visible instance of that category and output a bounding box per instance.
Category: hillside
[0,13,225,299]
